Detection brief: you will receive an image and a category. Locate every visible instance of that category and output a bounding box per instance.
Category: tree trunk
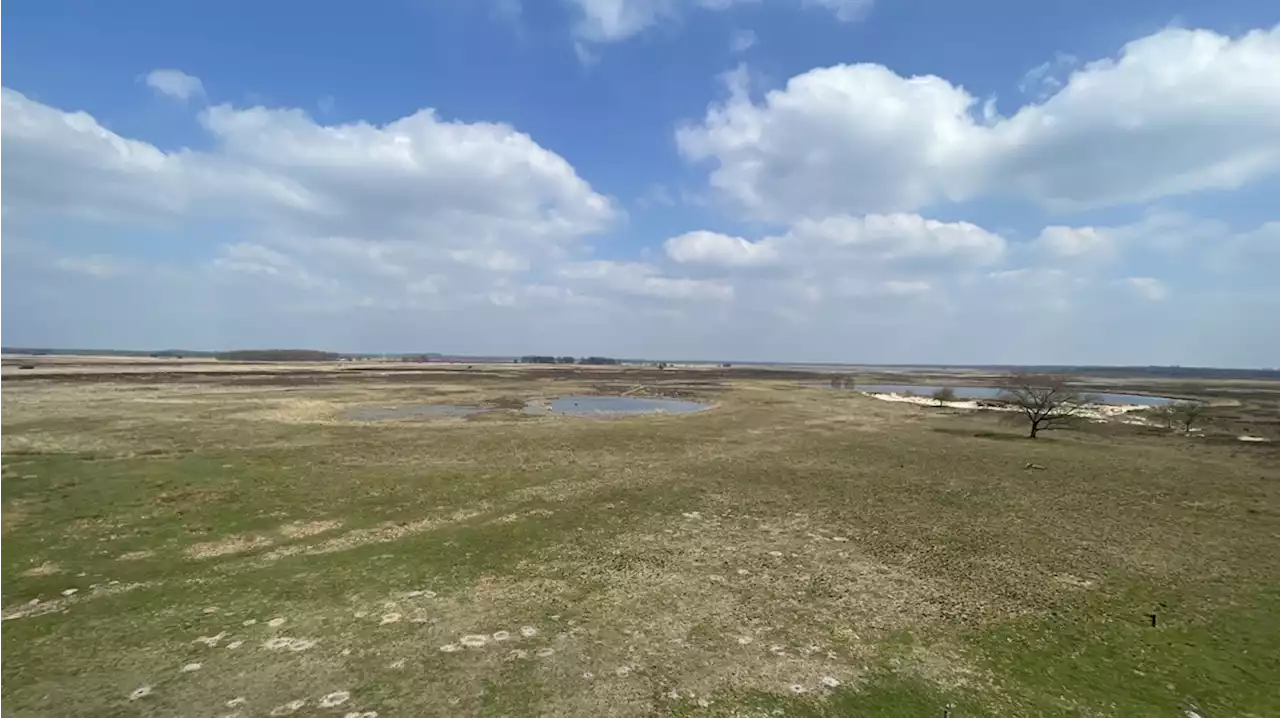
[1028,423,1039,439]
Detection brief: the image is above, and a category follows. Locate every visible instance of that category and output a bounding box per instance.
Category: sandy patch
[186,534,273,560]
[21,561,62,577]
[279,519,343,539]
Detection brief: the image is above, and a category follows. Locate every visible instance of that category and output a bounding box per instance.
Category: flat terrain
[3,362,1279,717]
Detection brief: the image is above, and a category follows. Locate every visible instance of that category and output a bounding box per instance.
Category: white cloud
[195,102,615,246]
[785,214,1007,265]
[2,88,616,262]
[667,215,1006,269]
[677,63,985,218]
[144,69,205,101]
[559,260,734,300]
[1017,52,1078,99]
[665,230,778,266]
[1034,225,1110,259]
[2,88,200,220]
[1119,276,1169,301]
[679,26,1280,220]
[729,28,756,53]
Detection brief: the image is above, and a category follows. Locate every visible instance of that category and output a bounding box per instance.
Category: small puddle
[341,404,484,421]
[526,395,711,416]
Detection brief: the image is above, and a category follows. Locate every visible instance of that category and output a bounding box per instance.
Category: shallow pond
[342,404,484,421]
[527,395,711,416]
[848,384,1173,406]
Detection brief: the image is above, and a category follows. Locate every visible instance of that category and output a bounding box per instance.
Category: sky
[2,0,1278,366]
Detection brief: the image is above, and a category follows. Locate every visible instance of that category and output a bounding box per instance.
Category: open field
[3,362,1279,717]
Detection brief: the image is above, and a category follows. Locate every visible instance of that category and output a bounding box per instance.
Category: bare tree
[1168,401,1207,434]
[1149,403,1176,430]
[997,373,1087,439]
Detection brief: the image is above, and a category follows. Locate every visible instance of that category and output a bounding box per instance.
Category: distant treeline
[519,356,621,365]
[214,349,340,362]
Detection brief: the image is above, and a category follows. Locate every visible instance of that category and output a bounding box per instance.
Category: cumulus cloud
[144,69,205,101]
[1,88,615,260]
[1034,226,1111,259]
[666,214,1006,269]
[195,102,615,245]
[678,26,1280,219]
[664,230,778,266]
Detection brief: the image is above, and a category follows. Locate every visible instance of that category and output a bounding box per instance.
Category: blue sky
[3,1,1278,365]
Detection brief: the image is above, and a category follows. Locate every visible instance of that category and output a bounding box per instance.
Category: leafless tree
[997,373,1087,438]
[1168,401,1207,434]
[1150,403,1176,430]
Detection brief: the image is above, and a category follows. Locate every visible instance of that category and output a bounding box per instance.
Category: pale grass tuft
[319,691,351,708]
[279,520,343,539]
[118,549,156,561]
[269,698,307,716]
[129,686,152,700]
[186,534,272,560]
[193,631,227,647]
[459,634,489,648]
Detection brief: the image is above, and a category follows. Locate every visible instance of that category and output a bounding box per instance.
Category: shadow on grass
[930,427,1030,442]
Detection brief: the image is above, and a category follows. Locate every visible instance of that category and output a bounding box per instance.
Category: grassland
[3,362,1278,717]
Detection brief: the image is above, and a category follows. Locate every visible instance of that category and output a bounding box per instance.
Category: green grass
[3,370,1279,716]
